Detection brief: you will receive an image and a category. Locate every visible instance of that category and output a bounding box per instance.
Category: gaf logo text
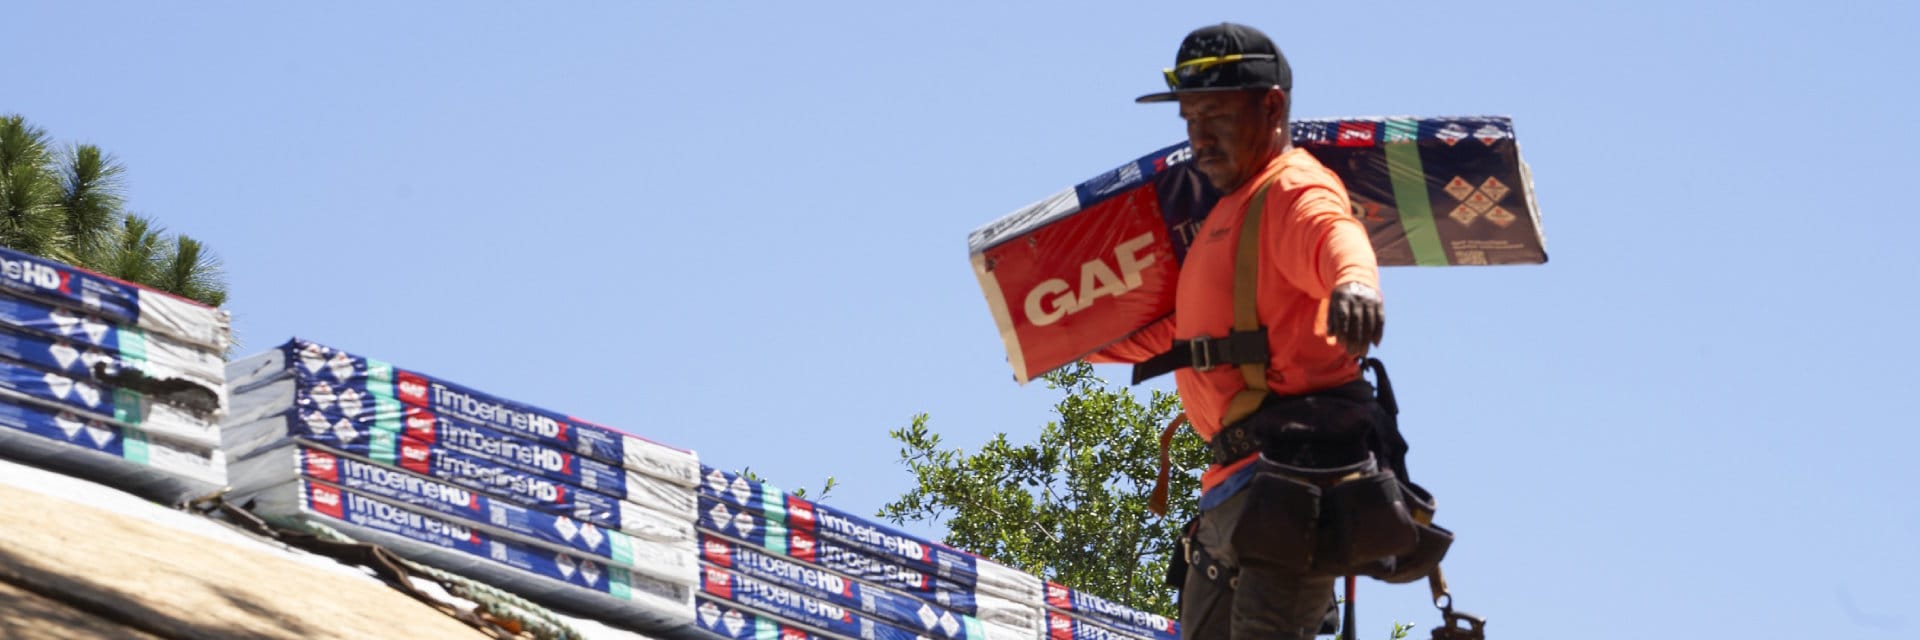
[311,486,341,507]
[1024,233,1159,327]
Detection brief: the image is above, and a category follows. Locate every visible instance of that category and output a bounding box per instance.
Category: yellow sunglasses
[1162,54,1278,90]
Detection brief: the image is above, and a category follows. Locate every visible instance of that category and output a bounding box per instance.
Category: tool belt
[1207,378,1377,467]
[1163,360,1484,638]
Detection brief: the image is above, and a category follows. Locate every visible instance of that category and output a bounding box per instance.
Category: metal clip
[1190,336,1215,371]
[1429,593,1487,640]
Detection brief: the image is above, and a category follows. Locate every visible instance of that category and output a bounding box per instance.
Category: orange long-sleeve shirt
[1094,147,1380,490]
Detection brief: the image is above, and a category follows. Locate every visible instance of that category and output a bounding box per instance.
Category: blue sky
[7,1,1917,636]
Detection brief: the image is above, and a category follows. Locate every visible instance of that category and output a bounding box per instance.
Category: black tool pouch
[1318,469,1420,575]
[1382,484,1451,584]
[1229,471,1322,574]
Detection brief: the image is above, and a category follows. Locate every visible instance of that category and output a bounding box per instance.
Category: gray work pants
[1179,487,1336,640]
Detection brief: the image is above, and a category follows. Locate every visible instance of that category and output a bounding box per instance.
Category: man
[1091,23,1387,639]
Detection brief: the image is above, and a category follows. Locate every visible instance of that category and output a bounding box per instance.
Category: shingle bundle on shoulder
[0,246,229,502]
[222,337,703,633]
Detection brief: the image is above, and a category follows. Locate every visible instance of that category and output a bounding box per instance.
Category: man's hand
[1327,282,1384,356]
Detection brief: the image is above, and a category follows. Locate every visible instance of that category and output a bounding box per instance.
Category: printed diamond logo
[337,388,364,417]
[80,318,109,345]
[80,349,113,373]
[49,308,79,335]
[71,381,101,408]
[708,503,733,529]
[555,553,576,579]
[1463,190,1496,213]
[1449,205,1480,226]
[579,560,601,586]
[722,610,746,635]
[554,516,579,541]
[729,476,752,505]
[1486,206,1517,228]
[299,343,329,375]
[1443,176,1474,201]
[303,411,331,435]
[917,604,938,629]
[84,424,115,447]
[940,611,960,635]
[54,412,86,438]
[48,342,80,369]
[1478,176,1510,202]
[578,523,603,549]
[333,419,360,444]
[732,511,756,538]
[699,602,721,627]
[327,351,356,382]
[1474,123,1508,145]
[43,373,74,400]
[705,469,727,493]
[309,382,337,410]
[1436,122,1469,146]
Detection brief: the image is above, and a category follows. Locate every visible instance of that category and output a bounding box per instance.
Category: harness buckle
[1190,336,1215,372]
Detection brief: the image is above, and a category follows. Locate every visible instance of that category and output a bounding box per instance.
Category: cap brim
[1133,86,1258,104]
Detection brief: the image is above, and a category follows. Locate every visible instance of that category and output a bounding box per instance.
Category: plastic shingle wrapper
[227,338,698,488]
[0,396,223,503]
[0,245,230,352]
[698,467,1042,603]
[244,478,697,633]
[230,440,690,536]
[0,293,226,403]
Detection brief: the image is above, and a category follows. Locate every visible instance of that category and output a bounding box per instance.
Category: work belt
[1207,378,1377,467]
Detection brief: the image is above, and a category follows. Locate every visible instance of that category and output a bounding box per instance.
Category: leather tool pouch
[1318,469,1420,574]
[1367,481,1454,584]
[1230,471,1322,574]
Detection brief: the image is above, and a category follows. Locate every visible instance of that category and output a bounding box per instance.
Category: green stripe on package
[369,424,399,464]
[121,426,149,463]
[610,531,635,566]
[1384,118,1449,266]
[112,388,144,425]
[366,358,394,384]
[610,567,632,600]
[119,327,149,367]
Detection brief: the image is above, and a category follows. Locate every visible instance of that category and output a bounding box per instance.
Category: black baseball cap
[1135,23,1292,104]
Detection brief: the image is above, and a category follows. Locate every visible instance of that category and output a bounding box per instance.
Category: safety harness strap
[1130,331,1269,385]
[1146,180,1274,516]
[1225,180,1273,426]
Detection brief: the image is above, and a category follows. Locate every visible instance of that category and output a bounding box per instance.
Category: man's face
[1177,89,1283,192]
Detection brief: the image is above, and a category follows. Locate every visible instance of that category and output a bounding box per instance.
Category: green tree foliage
[0,114,227,307]
[879,361,1210,616]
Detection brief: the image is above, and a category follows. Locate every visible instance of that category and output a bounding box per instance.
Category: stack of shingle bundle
[0,246,229,503]
[222,337,703,633]
[1041,581,1181,640]
[690,467,1049,640]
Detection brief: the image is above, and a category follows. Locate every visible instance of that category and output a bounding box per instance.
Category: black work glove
[1327,281,1384,356]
